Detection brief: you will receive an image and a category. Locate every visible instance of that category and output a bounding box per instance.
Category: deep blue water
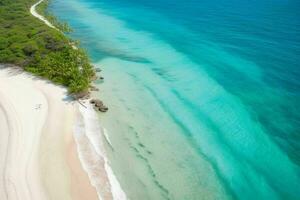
[50,0,300,199]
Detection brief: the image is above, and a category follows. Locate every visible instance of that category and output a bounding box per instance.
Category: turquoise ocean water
[49,0,300,199]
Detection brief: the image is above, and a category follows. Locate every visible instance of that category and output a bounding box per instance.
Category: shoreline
[0,64,127,199]
[0,1,128,199]
[74,101,127,200]
[30,0,128,198]
[23,0,300,199]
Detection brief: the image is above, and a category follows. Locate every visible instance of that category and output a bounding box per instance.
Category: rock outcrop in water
[90,99,108,112]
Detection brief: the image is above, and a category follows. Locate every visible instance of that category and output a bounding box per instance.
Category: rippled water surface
[50,0,300,199]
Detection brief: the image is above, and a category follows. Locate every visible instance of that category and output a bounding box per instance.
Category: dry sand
[0,66,98,200]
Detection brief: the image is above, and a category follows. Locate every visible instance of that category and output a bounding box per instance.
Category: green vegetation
[0,0,95,94]
[36,0,72,32]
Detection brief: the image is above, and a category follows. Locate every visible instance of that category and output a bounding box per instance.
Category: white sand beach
[0,1,127,199]
[0,66,98,200]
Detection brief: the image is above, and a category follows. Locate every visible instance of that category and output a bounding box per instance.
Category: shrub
[23,42,38,55]
[1,0,94,94]
[0,37,9,50]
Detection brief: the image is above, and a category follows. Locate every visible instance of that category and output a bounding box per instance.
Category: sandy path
[30,0,57,30]
[0,66,98,200]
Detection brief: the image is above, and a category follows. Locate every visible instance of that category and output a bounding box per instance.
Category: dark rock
[98,107,108,112]
[90,99,96,104]
[90,98,108,112]
[95,101,104,107]
[90,99,103,107]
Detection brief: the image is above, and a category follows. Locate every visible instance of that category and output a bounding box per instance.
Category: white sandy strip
[30,0,57,30]
[0,67,75,200]
[30,0,78,50]
[74,102,127,200]
[30,1,125,199]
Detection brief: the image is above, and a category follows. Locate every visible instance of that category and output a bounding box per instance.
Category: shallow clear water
[49,0,300,199]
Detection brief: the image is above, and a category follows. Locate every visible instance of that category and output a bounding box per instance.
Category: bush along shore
[0,0,96,97]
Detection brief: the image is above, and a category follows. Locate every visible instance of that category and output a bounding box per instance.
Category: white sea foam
[103,128,113,147]
[104,157,127,200]
[74,101,127,200]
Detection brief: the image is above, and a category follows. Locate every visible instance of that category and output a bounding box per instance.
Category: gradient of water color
[49,0,300,199]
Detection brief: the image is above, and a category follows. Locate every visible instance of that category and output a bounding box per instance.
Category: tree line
[0,0,95,94]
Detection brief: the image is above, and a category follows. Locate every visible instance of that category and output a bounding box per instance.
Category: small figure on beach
[35,104,41,110]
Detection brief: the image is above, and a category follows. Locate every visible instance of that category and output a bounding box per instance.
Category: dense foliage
[0,0,94,94]
[35,0,72,32]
